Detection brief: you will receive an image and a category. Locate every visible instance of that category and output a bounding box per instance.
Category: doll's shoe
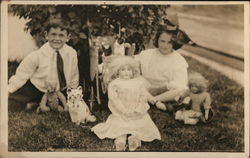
[115,136,127,151]
[155,101,167,111]
[128,135,141,151]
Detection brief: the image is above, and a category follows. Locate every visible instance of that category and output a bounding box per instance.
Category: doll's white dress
[91,78,161,142]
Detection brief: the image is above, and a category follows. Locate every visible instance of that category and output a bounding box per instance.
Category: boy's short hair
[45,19,70,34]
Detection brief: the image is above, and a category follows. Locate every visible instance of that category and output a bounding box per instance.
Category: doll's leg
[85,104,96,122]
[175,110,184,121]
[115,134,127,151]
[183,110,199,125]
[184,118,199,125]
[57,105,64,112]
[36,94,50,113]
[128,135,141,151]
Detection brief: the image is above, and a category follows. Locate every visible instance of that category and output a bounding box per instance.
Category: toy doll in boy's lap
[8,19,79,110]
[91,56,161,151]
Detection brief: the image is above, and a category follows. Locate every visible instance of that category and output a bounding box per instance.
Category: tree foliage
[10,4,170,50]
[9,4,171,98]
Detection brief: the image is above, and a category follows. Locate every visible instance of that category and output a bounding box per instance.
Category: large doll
[91,56,161,151]
[174,72,213,125]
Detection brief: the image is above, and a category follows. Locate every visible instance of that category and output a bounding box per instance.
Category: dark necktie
[56,50,66,90]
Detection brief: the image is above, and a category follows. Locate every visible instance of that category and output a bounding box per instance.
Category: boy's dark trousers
[8,80,68,112]
[8,80,44,111]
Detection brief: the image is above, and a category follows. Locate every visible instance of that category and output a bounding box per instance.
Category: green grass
[8,56,244,152]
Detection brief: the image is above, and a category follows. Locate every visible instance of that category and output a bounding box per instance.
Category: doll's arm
[56,91,68,111]
[133,87,151,113]
[108,83,127,115]
[204,93,212,120]
[37,93,50,113]
[175,89,190,104]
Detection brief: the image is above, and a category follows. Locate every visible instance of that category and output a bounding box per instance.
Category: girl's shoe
[128,135,141,151]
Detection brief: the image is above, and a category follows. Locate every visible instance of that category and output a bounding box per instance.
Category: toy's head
[45,81,57,93]
[67,86,83,104]
[109,56,140,80]
[188,72,208,94]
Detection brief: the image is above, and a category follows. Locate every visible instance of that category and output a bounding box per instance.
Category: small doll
[113,37,131,56]
[92,56,161,151]
[36,81,68,113]
[174,72,213,125]
[67,86,96,125]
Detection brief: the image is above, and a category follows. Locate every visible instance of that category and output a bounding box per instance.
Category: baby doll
[36,81,68,113]
[174,72,213,125]
[92,56,161,151]
[67,86,96,125]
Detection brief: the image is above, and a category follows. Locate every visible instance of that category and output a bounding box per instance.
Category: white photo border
[1,1,249,158]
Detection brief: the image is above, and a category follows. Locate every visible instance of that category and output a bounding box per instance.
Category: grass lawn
[8,56,244,152]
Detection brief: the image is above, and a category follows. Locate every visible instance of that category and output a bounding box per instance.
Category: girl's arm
[167,66,188,90]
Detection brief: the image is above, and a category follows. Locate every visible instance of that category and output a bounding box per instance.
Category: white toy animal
[67,86,96,125]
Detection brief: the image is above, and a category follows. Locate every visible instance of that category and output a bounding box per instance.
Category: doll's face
[118,65,133,79]
[189,83,201,94]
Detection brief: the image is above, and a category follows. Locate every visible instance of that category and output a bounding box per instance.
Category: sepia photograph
[1,1,249,158]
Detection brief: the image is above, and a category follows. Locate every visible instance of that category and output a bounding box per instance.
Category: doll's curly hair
[108,56,140,81]
[188,72,209,92]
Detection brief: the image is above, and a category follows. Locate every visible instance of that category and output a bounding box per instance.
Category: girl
[135,24,192,112]
[91,56,161,151]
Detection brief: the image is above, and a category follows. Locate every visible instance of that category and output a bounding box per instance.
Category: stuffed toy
[174,72,214,125]
[36,81,68,113]
[67,86,96,125]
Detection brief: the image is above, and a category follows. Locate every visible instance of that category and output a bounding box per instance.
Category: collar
[155,48,176,57]
[41,42,67,57]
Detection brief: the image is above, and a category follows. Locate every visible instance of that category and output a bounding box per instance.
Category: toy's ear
[67,88,72,94]
[77,86,82,92]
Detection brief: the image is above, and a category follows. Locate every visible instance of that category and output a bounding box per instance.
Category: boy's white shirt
[8,42,79,93]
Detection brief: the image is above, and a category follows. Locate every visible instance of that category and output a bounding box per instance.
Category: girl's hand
[148,97,157,105]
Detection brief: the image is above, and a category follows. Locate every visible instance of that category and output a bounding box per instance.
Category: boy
[8,20,79,110]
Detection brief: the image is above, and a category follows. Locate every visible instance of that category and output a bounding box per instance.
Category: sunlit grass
[8,56,244,152]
